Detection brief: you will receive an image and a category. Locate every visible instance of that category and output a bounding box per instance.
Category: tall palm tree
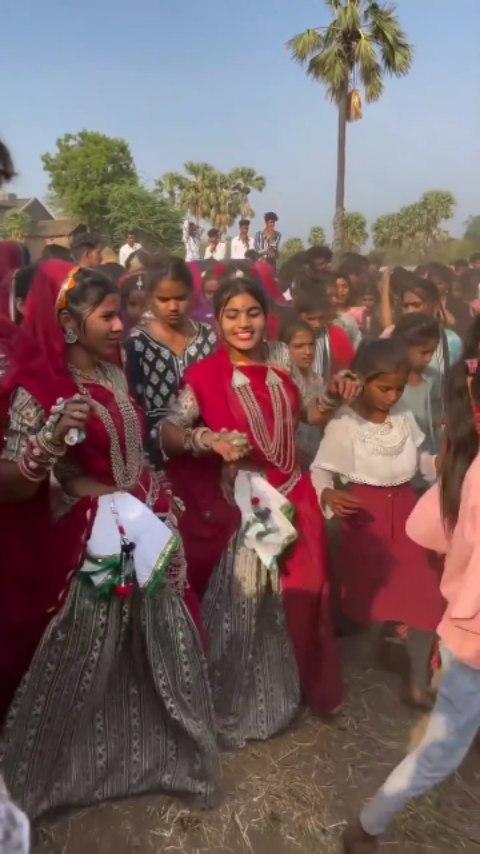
[228,167,266,219]
[288,0,413,258]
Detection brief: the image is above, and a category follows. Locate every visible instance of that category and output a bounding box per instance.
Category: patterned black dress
[125,322,217,467]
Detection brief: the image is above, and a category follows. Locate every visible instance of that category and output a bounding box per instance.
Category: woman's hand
[52,395,90,445]
[211,430,251,463]
[322,487,362,518]
[327,372,363,403]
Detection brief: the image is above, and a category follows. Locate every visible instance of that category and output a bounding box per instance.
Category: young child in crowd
[311,339,444,708]
[344,357,480,852]
[358,282,382,339]
[120,272,147,335]
[333,270,364,348]
[291,275,354,382]
[281,318,323,467]
[125,257,217,467]
[392,314,443,478]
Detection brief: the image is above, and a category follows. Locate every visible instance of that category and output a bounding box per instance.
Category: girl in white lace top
[311,339,445,709]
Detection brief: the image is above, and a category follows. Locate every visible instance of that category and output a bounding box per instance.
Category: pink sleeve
[406,483,448,554]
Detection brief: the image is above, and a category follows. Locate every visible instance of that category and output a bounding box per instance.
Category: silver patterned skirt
[0,579,218,819]
[202,536,300,749]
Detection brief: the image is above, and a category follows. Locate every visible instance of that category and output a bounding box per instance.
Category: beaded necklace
[231,365,296,474]
[69,362,144,491]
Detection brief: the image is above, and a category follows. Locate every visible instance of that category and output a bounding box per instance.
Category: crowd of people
[1,193,480,851]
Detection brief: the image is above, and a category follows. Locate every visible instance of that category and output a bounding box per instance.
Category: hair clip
[465,358,479,376]
[234,269,245,280]
[56,266,81,311]
[135,275,143,290]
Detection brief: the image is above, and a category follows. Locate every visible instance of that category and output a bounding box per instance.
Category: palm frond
[309,45,349,101]
[287,29,324,63]
[365,2,414,74]
[338,1,362,37]
[356,35,383,102]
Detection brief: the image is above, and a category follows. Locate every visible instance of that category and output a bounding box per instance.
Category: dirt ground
[35,633,480,854]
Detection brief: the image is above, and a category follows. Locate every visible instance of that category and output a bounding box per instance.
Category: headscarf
[252,260,287,305]
[188,261,225,327]
[2,260,74,413]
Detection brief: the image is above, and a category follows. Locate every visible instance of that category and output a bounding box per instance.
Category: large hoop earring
[64,328,78,344]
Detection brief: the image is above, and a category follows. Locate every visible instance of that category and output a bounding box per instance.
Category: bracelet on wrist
[18,437,52,482]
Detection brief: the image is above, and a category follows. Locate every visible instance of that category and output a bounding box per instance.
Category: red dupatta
[0,260,90,720]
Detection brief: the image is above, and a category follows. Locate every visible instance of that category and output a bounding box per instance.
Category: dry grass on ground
[36,635,480,854]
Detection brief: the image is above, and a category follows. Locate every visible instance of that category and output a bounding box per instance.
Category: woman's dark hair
[440,361,480,529]
[0,140,15,186]
[213,269,268,318]
[334,269,353,306]
[401,277,439,306]
[97,262,125,285]
[293,277,332,315]
[339,253,368,276]
[359,281,379,302]
[353,338,409,381]
[64,267,118,326]
[41,243,73,262]
[244,249,259,262]
[146,257,193,294]
[426,262,453,289]
[120,272,146,306]
[392,313,440,347]
[280,317,314,345]
[125,248,152,272]
[305,245,333,263]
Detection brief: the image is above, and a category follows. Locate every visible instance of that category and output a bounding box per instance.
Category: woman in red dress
[0,265,217,816]
[163,269,347,748]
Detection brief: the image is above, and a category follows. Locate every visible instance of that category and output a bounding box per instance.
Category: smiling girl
[161,269,359,746]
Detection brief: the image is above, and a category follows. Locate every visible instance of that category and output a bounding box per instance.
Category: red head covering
[2,259,74,412]
[252,260,287,305]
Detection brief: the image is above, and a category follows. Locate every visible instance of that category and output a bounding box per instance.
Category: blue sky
[2,0,479,242]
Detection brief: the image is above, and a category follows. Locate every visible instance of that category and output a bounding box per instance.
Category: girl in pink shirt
[344,357,480,852]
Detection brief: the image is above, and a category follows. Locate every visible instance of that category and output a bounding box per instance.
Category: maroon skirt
[340,482,445,632]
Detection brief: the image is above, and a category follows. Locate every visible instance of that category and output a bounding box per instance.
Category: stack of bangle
[18,425,66,482]
[183,426,220,455]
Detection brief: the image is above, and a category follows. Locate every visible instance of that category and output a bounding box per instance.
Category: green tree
[308,225,327,246]
[0,209,31,241]
[280,237,305,264]
[344,211,368,251]
[228,167,266,218]
[42,131,138,232]
[464,215,480,244]
[288,1,413,258]
[373,190,456,257]
[105,184,182,251]
[157,162,266,231]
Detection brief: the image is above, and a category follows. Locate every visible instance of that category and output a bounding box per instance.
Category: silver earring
[64,328,78,344]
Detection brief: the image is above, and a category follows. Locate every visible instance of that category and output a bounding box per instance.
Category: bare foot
[343,820,379,852]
